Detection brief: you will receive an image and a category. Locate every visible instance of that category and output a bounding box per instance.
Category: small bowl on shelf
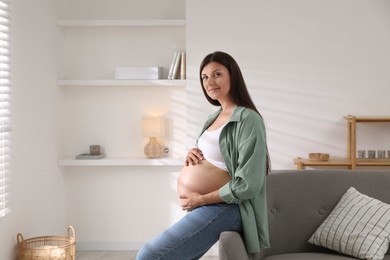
[308,153,330,162]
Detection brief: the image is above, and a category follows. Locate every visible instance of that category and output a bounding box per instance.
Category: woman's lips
[208,87,220,92]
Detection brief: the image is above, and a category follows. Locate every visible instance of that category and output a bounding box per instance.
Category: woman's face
[201,62,231,102]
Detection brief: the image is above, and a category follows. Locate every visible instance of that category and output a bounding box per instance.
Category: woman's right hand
[185,148,205,166]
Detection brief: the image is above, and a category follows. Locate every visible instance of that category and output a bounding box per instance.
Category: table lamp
[142,116,165,159]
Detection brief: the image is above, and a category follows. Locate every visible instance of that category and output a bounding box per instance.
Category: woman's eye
[202,76,208,81]
[213,72,221,78]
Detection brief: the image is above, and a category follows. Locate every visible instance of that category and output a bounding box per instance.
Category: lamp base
[144,137,163,159]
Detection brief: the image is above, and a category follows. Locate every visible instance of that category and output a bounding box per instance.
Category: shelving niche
[294,115,390,169]
[58,19,186,87]
[59,19,186,166]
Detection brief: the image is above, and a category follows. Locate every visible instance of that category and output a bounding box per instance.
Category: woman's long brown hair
[199,51,271,175]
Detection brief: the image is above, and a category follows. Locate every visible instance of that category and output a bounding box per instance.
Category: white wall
[0,0,67,259]
[186,0,390,169]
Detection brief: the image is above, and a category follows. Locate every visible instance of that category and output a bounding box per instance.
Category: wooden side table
[293,115,390,169]
[293,158,352,170]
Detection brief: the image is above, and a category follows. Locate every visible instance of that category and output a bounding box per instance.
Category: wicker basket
[17,226,76,260]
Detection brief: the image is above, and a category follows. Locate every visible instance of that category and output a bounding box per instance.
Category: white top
[197,125,228,171]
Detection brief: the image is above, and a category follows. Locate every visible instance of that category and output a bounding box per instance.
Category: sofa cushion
[263,252,359,259]
[309,187,390,260]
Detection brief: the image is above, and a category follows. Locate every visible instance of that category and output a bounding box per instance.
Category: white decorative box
[114,67,162,80]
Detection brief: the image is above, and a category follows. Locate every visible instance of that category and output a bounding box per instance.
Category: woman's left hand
[179,193,204,212]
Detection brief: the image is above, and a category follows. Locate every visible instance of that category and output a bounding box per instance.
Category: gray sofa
[219,170,390,260]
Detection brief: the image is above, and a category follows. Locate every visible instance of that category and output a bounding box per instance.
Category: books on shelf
[168,52,186,80]
[167,52,179,79]
[114,66,162,80]
[180,52,186,80]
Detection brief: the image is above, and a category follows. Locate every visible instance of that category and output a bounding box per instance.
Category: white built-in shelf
[59,157,184,166]
[57,19,186,27]
[58,79,186,87]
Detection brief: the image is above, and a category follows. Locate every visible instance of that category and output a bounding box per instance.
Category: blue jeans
[136,203,242,260]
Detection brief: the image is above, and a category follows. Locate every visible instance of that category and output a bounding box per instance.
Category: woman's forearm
[201,190,224,205]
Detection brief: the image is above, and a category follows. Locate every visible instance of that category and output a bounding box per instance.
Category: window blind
[0,0,10,218]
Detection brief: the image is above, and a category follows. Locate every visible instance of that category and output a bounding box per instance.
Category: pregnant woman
[137,51,271,260]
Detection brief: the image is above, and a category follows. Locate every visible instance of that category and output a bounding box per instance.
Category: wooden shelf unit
[345,115,390,169]
[294,115,390,169]
[293,158,352,170]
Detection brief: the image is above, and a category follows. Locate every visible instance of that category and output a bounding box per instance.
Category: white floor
[76,250,218,260]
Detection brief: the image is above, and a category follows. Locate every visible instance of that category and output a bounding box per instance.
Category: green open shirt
[197,106,270,253]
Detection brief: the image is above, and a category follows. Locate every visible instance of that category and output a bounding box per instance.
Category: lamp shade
[142,117,165,137]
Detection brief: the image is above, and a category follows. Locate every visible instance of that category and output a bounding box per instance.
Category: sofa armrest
[219,231,250,260]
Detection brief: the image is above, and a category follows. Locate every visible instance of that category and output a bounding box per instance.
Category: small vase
[144,137,162,159]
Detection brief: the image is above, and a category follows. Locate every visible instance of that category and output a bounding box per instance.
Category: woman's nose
[208,77,215,85]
